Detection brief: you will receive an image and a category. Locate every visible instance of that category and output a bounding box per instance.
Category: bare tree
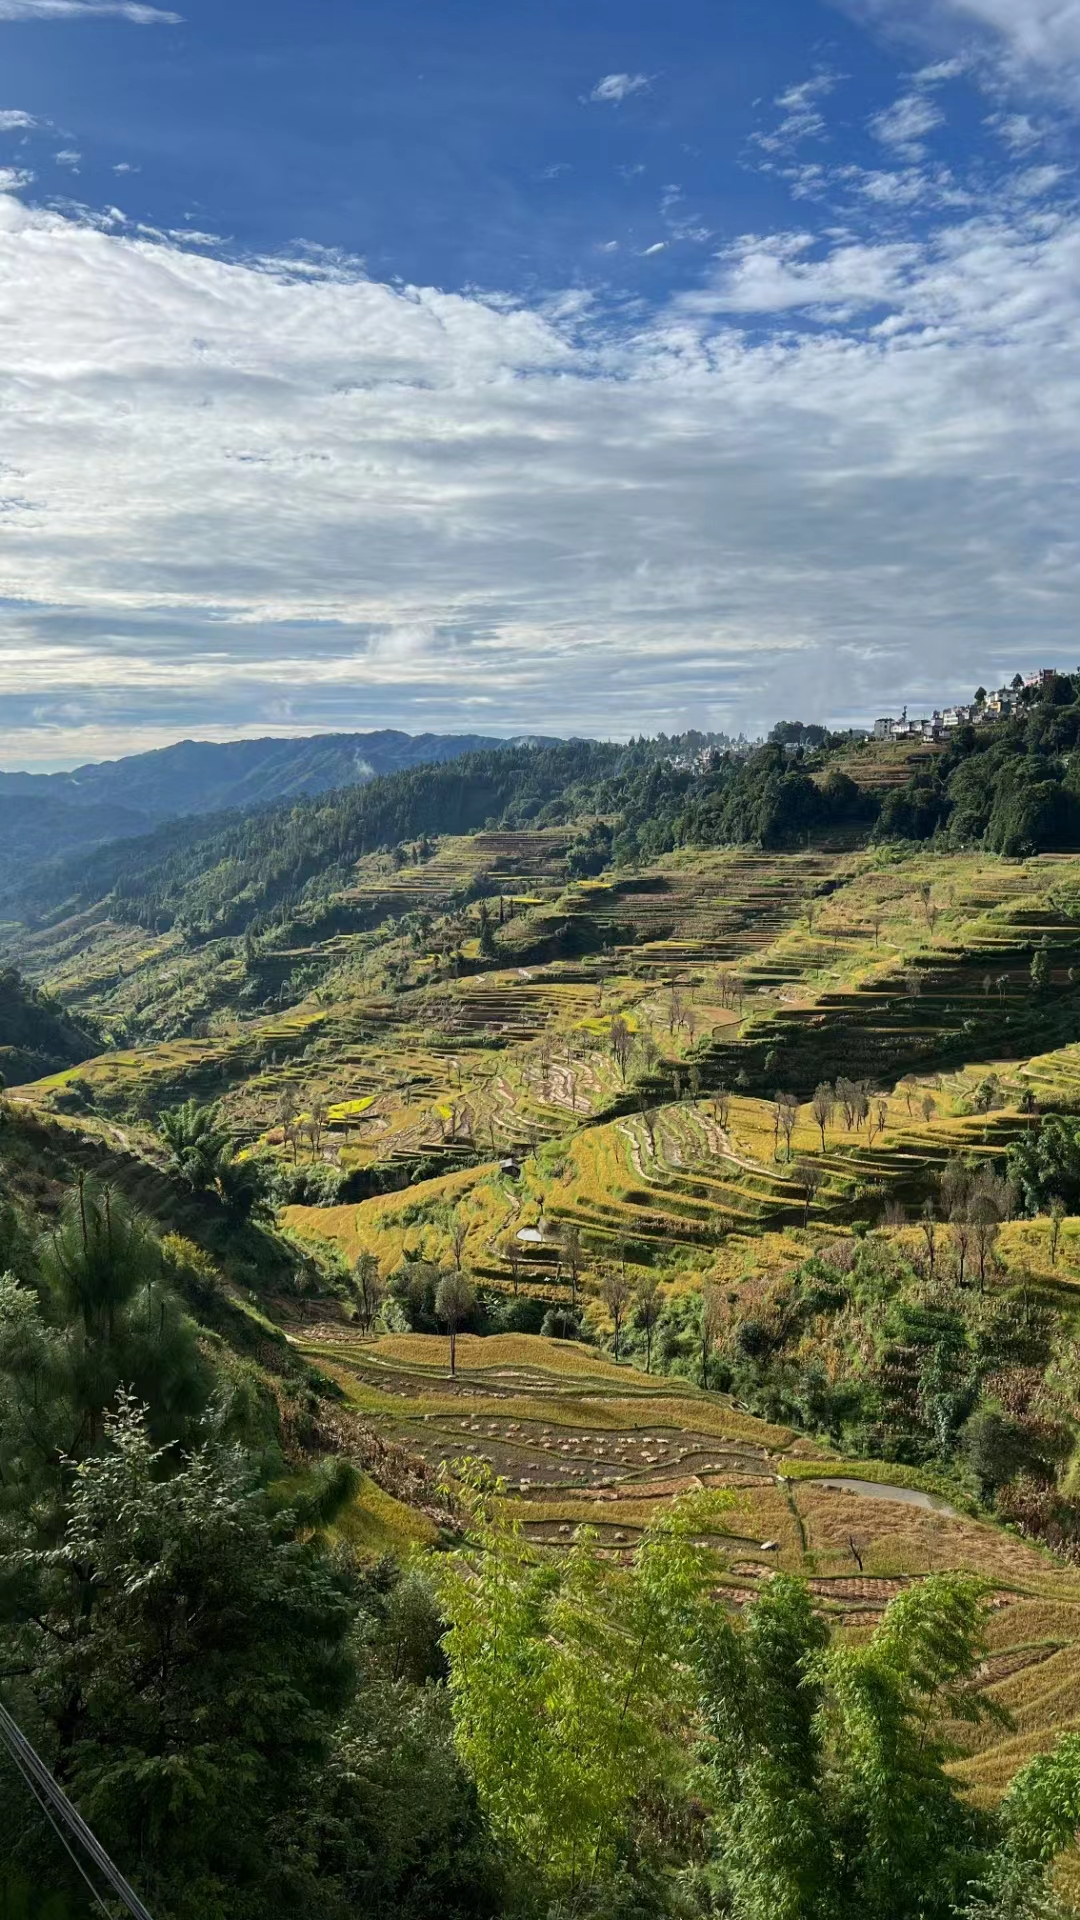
[836,1078,859,1131]
[921,1093,937,1126]
[919,1198,938,1278]
[1049,1196,1066,1267]
[449,1209,469,1273]
[504,1236,523,1294]
[610,1015,633,1081]
[794,1159,825,1227]
[868,1096,889,1147]
[600,1266,632,1361]
[778,1092,799,1161]
[811,1081,835,1152]
[435,1270,475,1377]
[633,1274,665,1374]
[637,1091,657,1155]
[560,1222,583,1309]
[714,1084,732,1130]
[949,1211,971,1287]
[699,1281,725,1389]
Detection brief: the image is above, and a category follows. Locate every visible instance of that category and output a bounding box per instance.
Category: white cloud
[870,91,946,158]
[54,148,81,167]
[0,0,179,20]
[753,74,838,154]
[941,0,1080,68]
[588,73,650,105]
[848,0,1080,102]
[1,181,1080,757]
[0,108,40,129]
[0,165,33,187]
[989,111,1046,152]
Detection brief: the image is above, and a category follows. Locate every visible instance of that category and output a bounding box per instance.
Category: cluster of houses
[872,671,1058,744]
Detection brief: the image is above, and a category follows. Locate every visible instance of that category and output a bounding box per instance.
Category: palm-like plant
[159,1099,231,1191]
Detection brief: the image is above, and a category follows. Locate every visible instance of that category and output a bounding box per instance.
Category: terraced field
[294,1327,1080,1814]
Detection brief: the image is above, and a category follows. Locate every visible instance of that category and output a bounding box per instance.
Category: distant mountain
[0,730,558,824]
[0,792,152,893]
[0,730,561,891]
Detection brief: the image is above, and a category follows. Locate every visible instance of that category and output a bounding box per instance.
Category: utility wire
[0,1699,155,1920]
[6,1734,116,1920]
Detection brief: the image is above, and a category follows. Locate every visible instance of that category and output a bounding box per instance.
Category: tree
[919,1198,939,1279]
[794,1160,825,1228]
[836,1078,859,1130]
[950,1211,972,1287]
[158,1099,231,1190]
[777,1092,799,1161]
[1009,1117,1080,1216]
[811,1082,835,1152]
[448,1209,469,1273]
[560,1222,583,1311]
[599,1266,632,1360]
[962,1407,1041,1502]
[33,1179,208,1459]
[435,1471,723,1907]
[609,1015,633,1081]
[477,899,498,961]
[633,1274,665,1374]
[213,1145,271,1222]
[696,1571,1010,1920]
[1030,937,1052,997]
[435,1271,475,1377]
[699,1281,725,1389]
[1049,1197,1066,1267]
[4,1396,357,1920]
[350,1249,384,1331]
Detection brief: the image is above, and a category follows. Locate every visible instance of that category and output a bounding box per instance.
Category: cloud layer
[0,1,179,22]
[1,123,1079,765]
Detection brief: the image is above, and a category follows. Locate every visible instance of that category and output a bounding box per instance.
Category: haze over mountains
[0,729,559,892]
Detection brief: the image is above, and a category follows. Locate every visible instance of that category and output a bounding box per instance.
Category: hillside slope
[0,727,564,894]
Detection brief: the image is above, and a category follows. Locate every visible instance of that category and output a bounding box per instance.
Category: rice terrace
[7,686,1080,1911]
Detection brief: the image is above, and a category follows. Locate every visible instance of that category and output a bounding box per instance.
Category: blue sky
[1,0,1080,765]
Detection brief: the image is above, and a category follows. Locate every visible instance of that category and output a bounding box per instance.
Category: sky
[2,1,1080,766]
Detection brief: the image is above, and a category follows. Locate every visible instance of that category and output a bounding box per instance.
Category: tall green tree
[435,1469,726,1908]
[695,1572,1008,1920]
[3,1396,357,1920]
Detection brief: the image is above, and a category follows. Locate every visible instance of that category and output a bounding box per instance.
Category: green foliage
[0,965,101,1082]
[1008,1116,1080,1215]
[435,1466,726,1905]
[696,1572,1005,1920]
[159,1098,232,1189]
[4,1395,356,1920]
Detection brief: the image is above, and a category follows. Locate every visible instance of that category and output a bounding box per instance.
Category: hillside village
[873,668,1058,742]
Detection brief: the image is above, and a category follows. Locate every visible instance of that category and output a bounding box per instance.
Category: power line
[0,1700,155,1920]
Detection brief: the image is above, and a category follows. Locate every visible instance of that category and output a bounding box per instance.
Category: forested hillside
[0,728,562,892]
[9,676,1080,944]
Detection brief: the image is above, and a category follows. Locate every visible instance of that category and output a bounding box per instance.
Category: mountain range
[0,729,559,892]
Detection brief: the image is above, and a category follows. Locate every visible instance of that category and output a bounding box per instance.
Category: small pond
[809,1476,959,1519]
